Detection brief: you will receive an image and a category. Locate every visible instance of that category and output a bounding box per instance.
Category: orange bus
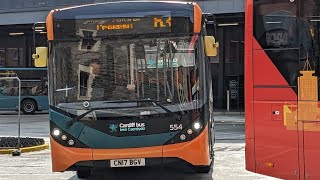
[38,1,218,178]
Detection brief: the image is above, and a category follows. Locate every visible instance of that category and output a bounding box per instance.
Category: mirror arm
[32,22,46,60]
[32,54,39,59]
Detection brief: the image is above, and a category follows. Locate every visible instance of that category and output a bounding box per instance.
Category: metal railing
[226,90,230,111]
[0,77,22,156]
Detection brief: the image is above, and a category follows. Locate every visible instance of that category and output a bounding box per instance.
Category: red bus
[245,0,320,179]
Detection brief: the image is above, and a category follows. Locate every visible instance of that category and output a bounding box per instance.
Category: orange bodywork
[50,137,93,172]
[163,125,210,166]
[93,146,163,160]
[50,125,210,172]
[46,10,54,41]
[193,3,202,33]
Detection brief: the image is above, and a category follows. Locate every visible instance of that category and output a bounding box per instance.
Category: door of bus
[297,14,320,179]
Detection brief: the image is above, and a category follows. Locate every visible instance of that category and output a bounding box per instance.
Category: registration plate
[110,158,146,168]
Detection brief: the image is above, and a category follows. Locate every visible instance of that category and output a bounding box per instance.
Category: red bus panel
[245,0,320,179]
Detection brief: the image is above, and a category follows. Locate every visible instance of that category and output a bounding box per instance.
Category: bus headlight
[52,129,61,136]
[68,139,75,146]
[61,135,67,141]
[165,121,206,145]
[180,134,186,141]
[193,122,201,130]
[50,121,88,148]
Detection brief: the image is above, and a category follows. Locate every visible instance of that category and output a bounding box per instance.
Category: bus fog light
[180,134,186,141]
[68,139,74,146]
[187,129,193,135]
[61,135,67,141]
[52,129,60,136]
[193,122,201,130]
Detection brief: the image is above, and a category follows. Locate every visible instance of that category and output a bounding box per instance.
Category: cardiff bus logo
[109,124,118,132]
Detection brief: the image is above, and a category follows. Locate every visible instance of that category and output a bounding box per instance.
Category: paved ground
[0,112,278,180]
[0,113,49,138]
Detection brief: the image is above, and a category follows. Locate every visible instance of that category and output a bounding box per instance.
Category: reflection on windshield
[51,35,202,113]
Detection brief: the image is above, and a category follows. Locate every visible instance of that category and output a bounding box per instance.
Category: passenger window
[254,0,300,87]
[254,0,299,49]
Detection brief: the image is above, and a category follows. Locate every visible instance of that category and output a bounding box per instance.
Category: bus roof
[46,1,202,40]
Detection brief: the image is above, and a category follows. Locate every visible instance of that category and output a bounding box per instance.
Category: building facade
[0,0,245,111]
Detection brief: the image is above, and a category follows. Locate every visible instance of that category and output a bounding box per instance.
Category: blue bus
[0,67,49,114]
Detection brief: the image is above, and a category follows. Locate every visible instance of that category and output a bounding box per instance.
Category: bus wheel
[21,99,37,114]
[77,169,91,179]
[195,162,213,173]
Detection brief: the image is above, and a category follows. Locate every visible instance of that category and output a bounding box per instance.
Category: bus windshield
[50,35,202,116]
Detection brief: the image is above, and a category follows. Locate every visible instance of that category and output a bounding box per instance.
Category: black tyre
[21,99,37,114]
[77,169,91,179]
[195,161,213,173]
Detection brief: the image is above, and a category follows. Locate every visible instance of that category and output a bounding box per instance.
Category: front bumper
[50,125,210,172]
[67,157,196,172]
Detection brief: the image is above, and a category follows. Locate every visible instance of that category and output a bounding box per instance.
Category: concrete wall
[0,0,94,25]
[0,0,92,12]
[196,0,245,14]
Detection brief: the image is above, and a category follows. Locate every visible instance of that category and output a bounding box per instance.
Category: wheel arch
[21,98,38,111]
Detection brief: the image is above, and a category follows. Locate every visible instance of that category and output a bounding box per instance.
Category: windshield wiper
[67,99,182,128]
[66,106,130,128]
[103,99,182,121]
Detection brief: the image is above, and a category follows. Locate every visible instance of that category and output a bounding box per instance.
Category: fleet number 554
[170,124,182,131]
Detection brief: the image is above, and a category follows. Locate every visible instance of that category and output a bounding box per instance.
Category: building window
[1,48,25,67]
[6,48,19,67]
[12,48,19,61]
[228,40,239,63]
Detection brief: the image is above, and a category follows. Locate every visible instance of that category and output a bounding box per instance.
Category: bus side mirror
[204,36,219,57]
[33,47,48,67]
